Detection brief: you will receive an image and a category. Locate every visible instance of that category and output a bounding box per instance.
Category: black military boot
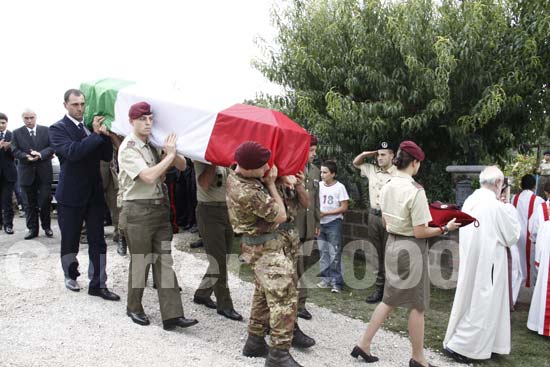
[264,348,303,367]
[292,323,315,348]
[117,237,127,256]
[243,334,269,358]
[365,287,383,304]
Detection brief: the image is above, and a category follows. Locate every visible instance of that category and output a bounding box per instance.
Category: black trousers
[22,179,51,232]
[58,203,107,289]
[0,177,14,228]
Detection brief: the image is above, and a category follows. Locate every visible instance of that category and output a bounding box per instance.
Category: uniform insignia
[127,141,135,148]
[441,204,448,209]
[381,141,388,148]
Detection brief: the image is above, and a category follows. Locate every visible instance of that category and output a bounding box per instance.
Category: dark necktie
[30,130,37,147]
[77,123,86,138]
[0,132,4,140]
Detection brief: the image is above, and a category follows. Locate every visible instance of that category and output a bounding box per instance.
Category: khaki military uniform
[193,161,235,310]
[294,163,320,309]
[537,161,550,198]
[118,132,184,321]
[359,163,397,289]
[379,171,432,311]
[226,170,296,350]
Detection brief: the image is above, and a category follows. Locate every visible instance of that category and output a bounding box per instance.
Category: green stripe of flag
[80,78,135,129]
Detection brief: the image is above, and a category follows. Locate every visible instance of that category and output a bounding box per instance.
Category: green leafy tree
[253,0,550,203]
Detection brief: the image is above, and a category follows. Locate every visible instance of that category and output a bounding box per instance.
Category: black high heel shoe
[351,346,379,363]
[409,358,436,367]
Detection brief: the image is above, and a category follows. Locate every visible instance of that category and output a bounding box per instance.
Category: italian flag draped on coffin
[80,78,310,176]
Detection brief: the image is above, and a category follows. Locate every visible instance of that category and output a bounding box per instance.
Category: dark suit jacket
[0,130,17,183]
[48,116,112,207]
[12,125,54,186]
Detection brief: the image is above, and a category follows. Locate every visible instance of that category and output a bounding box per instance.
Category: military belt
[278,222,295,231]
[198,201,227,207]
[125,199,165,205]
[241,232,277,246]
[369,208,382,217]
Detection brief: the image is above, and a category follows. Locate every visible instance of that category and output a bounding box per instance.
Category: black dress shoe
[190,239,204,249]
[162,316,198,330]
[297,308,312,320]
[365,288,384,304]
[4,227,14,235]
[24,231,38,240]
[126,310,150,326]
[443,347,471,364]
[64,278,81,292]
[193,296,217,309]
[44,228,54,237]
[217,308,243,321]
[409,358,436,367]
[88,288,121,301]
[350,346,379,363]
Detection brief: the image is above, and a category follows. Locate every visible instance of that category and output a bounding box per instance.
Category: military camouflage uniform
[226,170,297,350]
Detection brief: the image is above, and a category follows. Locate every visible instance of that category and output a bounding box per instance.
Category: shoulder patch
[126,140,135,148]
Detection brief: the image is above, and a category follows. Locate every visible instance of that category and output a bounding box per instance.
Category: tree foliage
[253,0,550,202]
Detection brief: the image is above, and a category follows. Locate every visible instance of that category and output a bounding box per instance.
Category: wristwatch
[439,225,449,235]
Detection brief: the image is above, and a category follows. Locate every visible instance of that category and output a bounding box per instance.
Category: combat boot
[243,334,268,358]
[291,323,315,348]
[264,348,303,367]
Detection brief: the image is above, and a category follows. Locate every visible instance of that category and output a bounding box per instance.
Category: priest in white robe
[527,182,550,337]
[511,174,544,293]
[443,166,520,362]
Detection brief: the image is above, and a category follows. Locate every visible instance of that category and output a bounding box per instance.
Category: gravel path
[0,219,465,367]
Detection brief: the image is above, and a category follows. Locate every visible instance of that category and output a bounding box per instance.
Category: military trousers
[368,213,389,289]
[242,233,297,349]
[120,200,183,321]
[296,237,315,310]
[194,202,234,310]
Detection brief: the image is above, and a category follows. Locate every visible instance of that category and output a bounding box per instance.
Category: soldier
[275,172,316,350]
[352,141,397,304]
[226,141,302,367]
[294,135,320,320]
[192,160,243,321]
[118,101,198,330]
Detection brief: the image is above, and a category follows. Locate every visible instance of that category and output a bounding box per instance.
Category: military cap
[544,150,550,155]
[235,141,271,170]
[376,141,397,152]
[399,140,425,161]
[129,101,152,119]
[310,135,318,146]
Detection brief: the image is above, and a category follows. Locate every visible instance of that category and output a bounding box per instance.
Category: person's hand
[163,133,178,157]
[91,116,105,134]
[30,150,42,159]
[446,218,461,232]
[295,171,305,185]
[315,227,320,237]
[320,212,326,218]
[26,154,39,161]
[262,165,278,186]
[0,140,7,150]
[98,124,110,136]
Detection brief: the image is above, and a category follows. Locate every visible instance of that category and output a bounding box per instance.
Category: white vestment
[444,188,520,359]
[512,190,544,290]
[527,200,550,336]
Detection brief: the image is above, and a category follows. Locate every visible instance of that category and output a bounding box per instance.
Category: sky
[0,0,283,129]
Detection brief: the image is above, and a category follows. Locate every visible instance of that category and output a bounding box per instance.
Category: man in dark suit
[12,109,55,239]
[49,89,119,301]
[0,112,17,234]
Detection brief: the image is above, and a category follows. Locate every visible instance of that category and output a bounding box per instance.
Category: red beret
[399,140,425,161]
[129,101,152,119]
[310,135,318,146]
[235,141,271,170]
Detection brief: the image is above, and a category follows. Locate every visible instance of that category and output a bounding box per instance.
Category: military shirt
[226,170,280,236]
[118,132,165,202]
[295,163,321,239]
[540,161,550,176]
[359,163,397,210]
[379,171,432,237]
[195,161,228,203]
[277,182,301,224]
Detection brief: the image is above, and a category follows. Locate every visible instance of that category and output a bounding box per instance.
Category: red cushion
[428,201,479,228]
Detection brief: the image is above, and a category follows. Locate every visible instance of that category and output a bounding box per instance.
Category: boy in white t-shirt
[317,160,349,293]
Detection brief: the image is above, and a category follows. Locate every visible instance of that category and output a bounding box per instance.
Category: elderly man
[12,109,55,239]
[118,101,197,330]
[352,141,397,303]
[443,166,520,363]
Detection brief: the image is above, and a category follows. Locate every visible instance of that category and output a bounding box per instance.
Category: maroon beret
[129,101,152,119]
[399,140,425,161]
[310,135,318,146]
[234,141,271,170]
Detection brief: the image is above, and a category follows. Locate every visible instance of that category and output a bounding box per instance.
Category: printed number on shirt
[323,195,334,205]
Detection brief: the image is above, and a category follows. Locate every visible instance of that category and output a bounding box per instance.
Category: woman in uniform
[351,140,460,367]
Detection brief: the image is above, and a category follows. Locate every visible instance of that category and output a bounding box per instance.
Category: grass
[184,237,550,367]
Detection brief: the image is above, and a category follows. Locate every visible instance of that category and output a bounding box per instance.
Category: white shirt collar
[27,127,36,134]
[66,114,83,127]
